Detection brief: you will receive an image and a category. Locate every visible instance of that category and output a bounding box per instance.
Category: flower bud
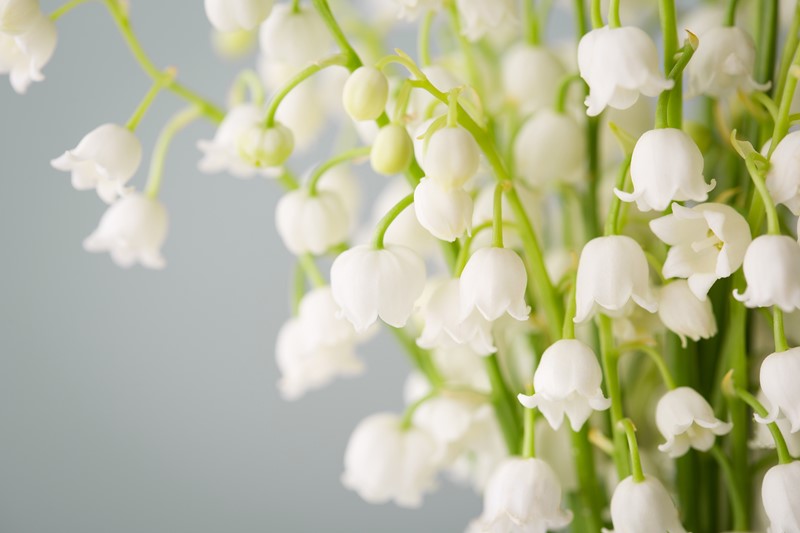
[459,247,530,322]
[0,12,57,94]
[655,387,732,458]
[687,27,768,98]
[757,347,800,432]
[501,44,566,114]
[259,3,330,67]
[238,122,294,168]
[513,109,585,187]
[423,126,480,190]
[734,235,800,311]
[342,66,389,121]
[657,280,718,347]
[275,189,350,255]
[762,462,800,533]
[766,130,800,215]
[204,0,273,32]
[617,128,715,212]
[0,0,40,35]
[413,178,473,242]
[370,124,414,176]
[518,339,610,431]
[606,476,688,533]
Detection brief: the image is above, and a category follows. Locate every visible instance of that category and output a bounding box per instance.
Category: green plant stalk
[598,314,629,479]
[774,0,800,105]
[125,78,164,131]
[307,146,371,196]
[604,157,632,235]
[418,10,435,67]
[484,355,522,455]
[230,69,266,108]
[310,0,362,71]
[619,419,644,482]
[570,426,605,532]
[608,0,621,28]
[298,253,325,288]
[372,192,414,249]
[145,107,202,198]
[492,184,505,248]
[50,0,90,20]
[522,401,536,458]
[770,39,800,155]
[723,0,739,26]
[389,327,444,388]
[710,445,748,530]
[522,0,541,45]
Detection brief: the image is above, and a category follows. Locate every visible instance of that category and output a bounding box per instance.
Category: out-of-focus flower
[687,26,767,98]
[455,0,516,42]
[0,0,40,35]
[259,3,330,67]
[0,13,57,94]
[501,44,565,114]
[413,178,473,242]
[657,280,718,347]
[275,188,350,255]
[513,109,585,187]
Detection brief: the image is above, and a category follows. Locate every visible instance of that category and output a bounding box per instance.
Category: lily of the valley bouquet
[7,0,800,530]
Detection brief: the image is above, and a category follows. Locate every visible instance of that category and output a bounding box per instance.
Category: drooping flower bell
[459,247,530,322]
[341,413,438,508]
[604,475,688,533]
[757,347,800,432]
[423,126,481,190]
[578,26,673,116]
[51,123,142,204]
[342,66,389,122]
[655,387,732,458]
[517,339,611,431]
[501,44,566,114]
[0,0,40,35]
[413,178,473,242]
[734,235,800,311]
[330,244,426,331]
[0,11,56,94]
[657,280,718,347]
[687,27,768,98]
[204,0,273,32]
[455,0,516,42]
[766,130,800,215]
[574,236,657,323]
[238,122,294,168]
[762,461,800,533]
[83,192,168,270]
[370,124,414,176]
[616,128,715,211]
[275,188,350,255]
[513,109,586,187]
[476,457,573,533]
[259,2,331,67]
[650,202,751,300]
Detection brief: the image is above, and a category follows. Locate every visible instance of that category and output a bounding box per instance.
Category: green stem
[492,183,505,248]
[522,395,536,458]
[733,386,793,464]
[774,308,789,352]
[50,0,91,21]
[372,192,414,249]
[230,69,266,107]
[724,0,738,26]
[619,418,645,482]
[125,79,164,131]
[608,0,621,28]
[562,276,577,339]
[571,426,605,532]
[604,156,632,235]
[484,354,522,455]
[745,155,780,234]
[599,314,629,479]
[145,107,202,198]
[291,262,306,316]
[401,390,438,429]
[774,0,800,105]
[770,41,800,156]
[390,327,444,387]
[709,445,748,531]
[522,0,541,45]
[590,0,603,29]
[619,343,678,389]
[454,221,493,275]
[554,74,584,114]
[418,10,435,67]
[310,0,362,71]
[298,253,325,287]
[307,146,371,196]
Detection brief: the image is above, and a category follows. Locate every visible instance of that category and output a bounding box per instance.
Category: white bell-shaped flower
[331,244,426,332]
[413,178,473,242]
[766,130,800,215]
[259,3,330,67]
[459,247,530,322]
[650,202,751,300]
[734,235,800,311]
[751,391,800,457]
[392,0,444,21]
[762,461,800,533]
[416,278,496,355]
[423,126,481,190]
[83,192,168,270]
[478,457,573,533]
[370,124,414,176]
[342,66,389,122]
[455,0,516,42]
[657,280,718,347]
[603,475,688,533]
[0,0,39,35]
[0,13,57,94]
[574,236,657,323]
[757,347,800,432]
[501,44,566,114]
[204,0,273,32]
[616,128,715,211]
[237,121,294,168]
[341,413,438,508]
[275,188,349,255]
[51,123,142,204]
[517,339,611,431]
[297,286,359,347]
[578,26,673,116]
[313,164,361,232]
[687,27,768,98]
[513,109,586,187]
[655,387,732,458]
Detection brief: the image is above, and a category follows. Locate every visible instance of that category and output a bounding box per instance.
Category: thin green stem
[454,221,493,275]
[554,74,584,114]
[447,2,482,96]
[522,0,541,45]
[745,155,780,234]
[709,445,748,530]
[484,354,522,455]
[372,192,414,249]
[401,390,438,429]
[608,0,621,28]
[50,0,91,21]
[298,253,325,288]
[604,156,632,235]
[307,146,371,196]
[522,393,536,458]
[619,418,645,482]
[145,107,202,198]
[230,69,266,107]
[733,386,793,464]
[590,0,603,29]
[724,0,738,26]
[390,327,444,387]
[125,79,164,131]
[774,308,789,352]
[291,262,306,316]
[571,426,605,532]
[599,313,629,478]
[770,42,800,157]
[619,343,678,389]
[310,0,362,71]
[562,277,577,339]
[492,183,505,248]
[447,88,460,128]
[573,0,588,37]
[774,0,800,105]
[418,10,435,67]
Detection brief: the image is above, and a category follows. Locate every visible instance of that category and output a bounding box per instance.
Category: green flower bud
[370,124,413,176]
[342,66,389,121]
[238,122,294,167]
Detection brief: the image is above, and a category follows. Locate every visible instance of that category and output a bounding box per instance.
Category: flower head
[392,0,444,21]
[687,27,768,98]
[766,130,800,215]
[757,347,800,432]
[603,475,688,533]
[423,126,480,190]
[734,235,800,311]
[0,12,57,94]
[513,109,586,187]
[657,280,718,347]
[259,3,330,67]
[501,44,566,114]
[0,0,39,35]
[656,387,732,458]
[517,339,610,431]
[459,247,530,322]
[51,123,142,204]
[762,461,800,533]
[275,188,349,255]
[204,0,273,32]
[413,178,473,242]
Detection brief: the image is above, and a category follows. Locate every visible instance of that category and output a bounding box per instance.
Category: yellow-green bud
[370,124,413,176]
[238,122,294,167]
[342,66,389,122]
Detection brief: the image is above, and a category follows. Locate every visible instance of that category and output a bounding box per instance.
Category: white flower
[655,387,732,458]
[459,247,530,322]
[51,123,142,204]
[762,461,800,533]
[616,128,715,212]
[416,278,496,355]
[370,124,414,176]
[455,0,516,42]
[578,26,673,116]
[478,457,573,533]
[204,0,273,32]
[237,121,294,168]
[413,178,473,242]
[757,347,800,432]
[259,3,331,67]
[341,413,438,508]
[313,164,361,231]
[517,339,611,431]
[275,188,349,255]
[766,130,800,215]
[0,0,39,35]
[658,280,718,347]
[423,126,481,190]
[331,244,426,332]
[650,202,751,300]
[0,13,57,94]
[370,177,437,255]
[513,109,586,187]
[734,235,800,311]
[574,236,657,323]
[687,27,768,98]
[83,192,168,270]
[297,286,360,347]
[501,44,566,114]
[603,475,688,533]
[342,66,389,121]
[392,0,444,21]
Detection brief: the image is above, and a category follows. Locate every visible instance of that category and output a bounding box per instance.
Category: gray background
[0,1,479,531]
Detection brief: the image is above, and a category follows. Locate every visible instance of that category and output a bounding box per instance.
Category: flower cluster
[12,0,800,531]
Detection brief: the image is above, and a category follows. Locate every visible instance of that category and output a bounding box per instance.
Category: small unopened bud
[238,122,294,167]
[342,66,389,121]
[370,124,414,176]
